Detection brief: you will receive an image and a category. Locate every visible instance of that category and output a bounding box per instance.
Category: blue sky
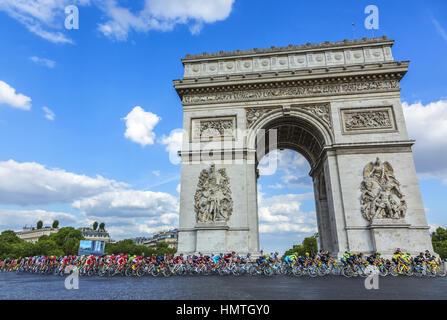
[0,0,446,254]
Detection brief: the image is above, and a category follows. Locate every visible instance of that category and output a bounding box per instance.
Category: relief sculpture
[360,158,407,222]
[194,164,233,223]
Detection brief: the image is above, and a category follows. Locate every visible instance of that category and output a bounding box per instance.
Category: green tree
[93,221,98,231]
[156,241,177,255]
[0,230,23,244]
[34,239,63,256]
[432,227,447,242]
[99,222,105,231]
[48,227,84,255]
[302,237,318,254]
[52,220,59,229]
[36,220,43,229]
[10,241,35,258]
[432,227,447,260]
[0,230,26,259]
[281,236,318,259]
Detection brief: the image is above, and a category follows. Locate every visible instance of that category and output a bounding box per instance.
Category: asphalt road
[0,272,446,300]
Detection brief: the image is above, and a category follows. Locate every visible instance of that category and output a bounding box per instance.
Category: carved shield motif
[194,164,233,223]
[360,157,407,222]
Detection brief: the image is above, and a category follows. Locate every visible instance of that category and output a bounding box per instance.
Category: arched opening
[253,113,335,255]
[257,149,317,254]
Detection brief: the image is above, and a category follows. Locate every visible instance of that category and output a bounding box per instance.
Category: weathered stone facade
[173,36,433,257]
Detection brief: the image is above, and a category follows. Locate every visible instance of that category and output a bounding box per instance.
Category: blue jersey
[212,254,221,264]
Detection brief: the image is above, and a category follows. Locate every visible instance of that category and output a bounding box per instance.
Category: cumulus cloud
[258,193,316,234]
[42,106,55,120]
[123,106,161,146]
[159,128,183,165]
[0,159,126,205]
[0,0,90,44]
[72,189,179,218]
[0,209,78,231]
[29,56,56,68]
[0,80,32,110]
[106,222,177,239]
[267,183,284,190]
[77,211,178,239]
[403,100,447,184]
[0,1,234,43]
[259,150,312,188]
[97,0,235,41]
[0,158,180,239]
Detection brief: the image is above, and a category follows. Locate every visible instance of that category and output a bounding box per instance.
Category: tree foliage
[432,227,447,260]
[47,227,84,255]
[92,221,98,231]
[0,227,84,259]
[105,240,176,256]
[52,220,59,229]
[281,236,318,259]
[36,220,43,229]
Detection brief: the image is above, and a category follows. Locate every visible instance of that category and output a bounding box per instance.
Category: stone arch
[250,109,337,253]
[246,107,333,169]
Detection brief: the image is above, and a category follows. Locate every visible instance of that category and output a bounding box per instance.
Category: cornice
[182,36,394,61]
[174,61,408,93]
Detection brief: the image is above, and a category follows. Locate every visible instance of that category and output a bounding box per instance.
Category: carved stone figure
[194,164,233,223]
[360,158,407,222]
[199,119,233,138]
[182,79,400,105]
[246,107,277,128]
[344,110,393,131]
[301,104,332,129]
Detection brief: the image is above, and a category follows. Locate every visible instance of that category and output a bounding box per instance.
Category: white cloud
[0,80,32,110]
[267,183,284,189]
[176,183,181,194]
[97,0,235,41]
[0,1,234,43]
[42,106,55,120]
[403,100,447,184]
[432,17,447,43]
[258,193,316,234]
[78,211,178,239]
[0,209,78,231]
[0,0,90,44]
[72,189,179,218]
[152,170,160,176]
[259,150,312,188]
[30,56,56,68]
[0,159,126,205]
[159,128,183,165]
[429,224,446,234]
[123,106,161,146]
[0,159,180,239]
[106,222,177,239]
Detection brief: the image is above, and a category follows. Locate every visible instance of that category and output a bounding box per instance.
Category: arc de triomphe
[173,36,434,257]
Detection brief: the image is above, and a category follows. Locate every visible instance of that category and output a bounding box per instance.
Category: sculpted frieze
[341,107,395,133]
[182,80,400,105]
